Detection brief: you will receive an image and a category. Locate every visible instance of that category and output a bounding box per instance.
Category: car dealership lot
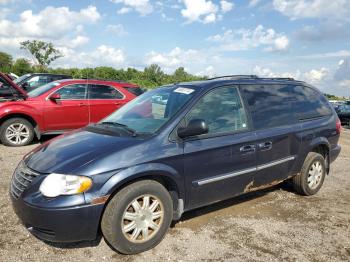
[0,130,349,262]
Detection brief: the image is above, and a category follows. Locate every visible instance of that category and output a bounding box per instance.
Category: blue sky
[0,0,349,96]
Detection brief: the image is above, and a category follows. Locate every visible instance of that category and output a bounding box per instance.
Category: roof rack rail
[207,75,295,81]
[259,77,295,80]
[80,77,127,83]
[208,75,258,80]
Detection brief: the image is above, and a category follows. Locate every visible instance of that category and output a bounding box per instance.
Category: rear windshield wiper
[100,122,138,136]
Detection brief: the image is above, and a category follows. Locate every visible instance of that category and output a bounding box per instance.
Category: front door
[182,86,257,209]
[88,84,128,123]
[43,83,89,131]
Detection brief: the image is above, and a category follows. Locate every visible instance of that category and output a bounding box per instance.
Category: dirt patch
[0,130,349,261]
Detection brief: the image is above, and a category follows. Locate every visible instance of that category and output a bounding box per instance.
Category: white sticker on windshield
[174,87,194,95]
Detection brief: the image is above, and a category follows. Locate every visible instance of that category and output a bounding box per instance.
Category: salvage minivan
[11,76,341,254]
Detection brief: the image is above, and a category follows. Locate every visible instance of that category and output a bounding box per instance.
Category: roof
[55,78,139,87]
[176,75,308,88]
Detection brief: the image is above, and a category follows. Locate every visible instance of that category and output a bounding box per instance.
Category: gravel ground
[0,130,349,262]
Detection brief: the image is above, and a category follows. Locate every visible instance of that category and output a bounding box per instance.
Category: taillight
[336,118,341,134]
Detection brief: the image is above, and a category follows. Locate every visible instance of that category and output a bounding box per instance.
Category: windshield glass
[28,82,61,97]
[13,74,31,84]
[339,104,350,112]
[101,85,197,134]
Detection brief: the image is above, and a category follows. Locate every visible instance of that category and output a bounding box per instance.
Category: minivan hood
[25,129,144,174]
[0,72,27,98]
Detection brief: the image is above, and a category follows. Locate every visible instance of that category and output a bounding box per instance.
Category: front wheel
[0,118,35,146]
[101,180,173,254]
[292,152,326,196]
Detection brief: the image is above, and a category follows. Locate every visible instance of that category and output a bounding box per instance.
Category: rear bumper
[330,145,341,163]
[11,194,105,243]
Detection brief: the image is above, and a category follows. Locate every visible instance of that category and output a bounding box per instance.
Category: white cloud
[249,0,261,7]
[0,0,14,4]
[207,25,290,52]
[253,65,330,85]
[334,59,350,81]
[68,35,89,48]
[181,0,218,23]
[54,45,126,68]
[220,1,234,13]
[0,5,100,39]
[273,0,350,21]
[117,7,132,14]
[106,24,128,37]
[303,68,329,84]
[298,50,350,59]
[111,0,153,16]
[145,47,202,69]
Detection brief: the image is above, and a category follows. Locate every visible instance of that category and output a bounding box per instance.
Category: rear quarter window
[241,84,332,130]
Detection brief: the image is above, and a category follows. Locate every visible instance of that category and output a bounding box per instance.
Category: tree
[0,51,13,71]
[12,58,32,75]
[143,64,164,87]
[20,40,62,67]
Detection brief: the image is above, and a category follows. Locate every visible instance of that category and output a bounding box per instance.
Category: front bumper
[11,194,105,243]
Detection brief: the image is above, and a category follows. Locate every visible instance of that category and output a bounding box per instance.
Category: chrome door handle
[258,141,272,151]
[240,145,256,153]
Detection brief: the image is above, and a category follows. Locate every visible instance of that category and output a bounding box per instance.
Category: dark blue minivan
[11,76,341,254]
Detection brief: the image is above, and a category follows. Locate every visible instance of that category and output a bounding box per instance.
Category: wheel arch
[0,113,41,139]
[309,137,330,173]
[97,164,185,220]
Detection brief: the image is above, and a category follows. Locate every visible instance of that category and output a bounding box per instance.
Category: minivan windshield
[27,82,61,97]
[101,85,197,134]
[13,74,31,84]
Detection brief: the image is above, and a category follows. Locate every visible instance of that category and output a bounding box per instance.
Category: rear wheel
[0,118,34,146]
[292,152,326,195]
[101,180,173,254]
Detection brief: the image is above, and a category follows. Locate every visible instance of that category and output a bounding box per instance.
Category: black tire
[292,152,326,196]
[0,118,35,147]
[101,180,173,254]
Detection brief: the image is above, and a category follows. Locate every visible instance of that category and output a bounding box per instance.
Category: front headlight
[39,174,92,197]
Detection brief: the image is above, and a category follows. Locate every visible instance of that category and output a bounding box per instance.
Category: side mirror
[21,82,29,90]
[177,119,209,139]
[49,93,61,101]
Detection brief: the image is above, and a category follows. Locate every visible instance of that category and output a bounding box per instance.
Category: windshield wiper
[100,122,138,136]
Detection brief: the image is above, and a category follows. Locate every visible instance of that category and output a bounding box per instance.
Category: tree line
[0,39,204,89]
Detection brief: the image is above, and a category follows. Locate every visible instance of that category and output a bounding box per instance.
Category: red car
[0,73,143,146]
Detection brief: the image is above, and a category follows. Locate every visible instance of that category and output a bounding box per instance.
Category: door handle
[115,102,121,105]
[240,145,256,153]
[258,141,272,151]
[78,103,87,107]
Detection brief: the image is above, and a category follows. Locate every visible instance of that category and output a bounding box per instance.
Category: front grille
[11,162,39,199]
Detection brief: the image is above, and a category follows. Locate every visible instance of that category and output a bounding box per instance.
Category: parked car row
[328,100,350,126]
[0,72,143,146]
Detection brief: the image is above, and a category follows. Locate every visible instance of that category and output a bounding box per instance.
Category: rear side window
[241,84,332,130]
[186,86,248,135]
[123,86,144,96]
[88,84,124,99]
[292,85,332,120]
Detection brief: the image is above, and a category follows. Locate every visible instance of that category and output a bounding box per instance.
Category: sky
[0,0,349,96]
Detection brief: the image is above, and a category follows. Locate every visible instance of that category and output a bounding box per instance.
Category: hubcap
[122,195,163,243]
[307,161,323,189]
[5,123,30,145]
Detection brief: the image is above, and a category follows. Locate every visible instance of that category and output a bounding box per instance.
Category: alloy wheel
[5,123,30,145]
[121,194,164,243]
[307,161,323,190]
